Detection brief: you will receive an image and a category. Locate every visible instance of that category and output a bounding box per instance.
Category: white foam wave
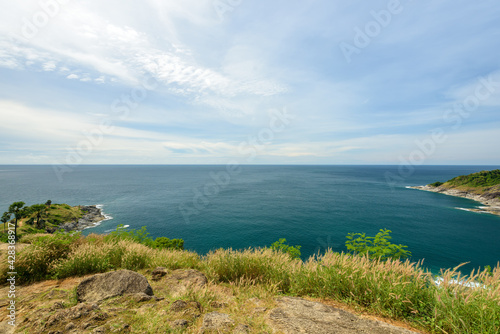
[104,225,129,233]
[434,277,485,289]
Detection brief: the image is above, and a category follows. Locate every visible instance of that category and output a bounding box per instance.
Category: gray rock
[199,312,234,333]
[163,269,208,297]
[233,324,251,333]
[172,319,189,328]
[151,267,168,281]
[77,270,154,303]
[267,297,419,334]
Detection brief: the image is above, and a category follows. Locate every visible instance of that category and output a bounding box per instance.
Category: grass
[1,233,499,334]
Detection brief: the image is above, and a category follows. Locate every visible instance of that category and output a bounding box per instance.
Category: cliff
[410,169,500,216]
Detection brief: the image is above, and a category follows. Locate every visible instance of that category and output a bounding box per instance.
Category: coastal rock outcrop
[266,297,419,334]
[77,270,154,304]
[410,185,500,216]
[60,205,107,232]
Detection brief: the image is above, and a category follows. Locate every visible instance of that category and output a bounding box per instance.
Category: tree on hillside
[8,202,28,241]
[1,212,11,233]
[30,204,48,229]
[45,200,52,208]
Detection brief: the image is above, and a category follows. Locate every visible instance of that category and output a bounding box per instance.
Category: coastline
[59,205,112,232]
[408,185,500,217]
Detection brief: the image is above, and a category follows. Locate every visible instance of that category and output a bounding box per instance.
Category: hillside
[411,170,500,216]
[432,169,500,198]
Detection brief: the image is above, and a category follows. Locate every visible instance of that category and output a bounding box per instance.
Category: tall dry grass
[2,233,499,333]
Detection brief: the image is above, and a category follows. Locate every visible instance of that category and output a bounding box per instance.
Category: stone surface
[172,319,189,328]
[151,267,168,281]
[77,270,154,303]
[266,297,419,334]
[233,324,251,333]
[199,312,234,333]
[163,269,208,297]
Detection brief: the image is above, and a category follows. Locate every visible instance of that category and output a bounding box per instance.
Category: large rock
[267,297,419,334]
[163,269,207,297]
[77,270,154,303]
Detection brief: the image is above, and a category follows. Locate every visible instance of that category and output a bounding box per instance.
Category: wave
[434,277,485,289]
[454,207,487,214]
[104,224,129,233]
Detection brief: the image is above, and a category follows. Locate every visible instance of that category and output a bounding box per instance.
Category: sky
[0,0,499,165]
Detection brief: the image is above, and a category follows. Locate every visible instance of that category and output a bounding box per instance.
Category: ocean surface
[1,165,499,274]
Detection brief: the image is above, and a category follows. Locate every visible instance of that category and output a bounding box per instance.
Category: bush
[153,236,184,250]
[268,238,301,259]
[430,181,444,187]
[105,225,184,250]
[345,229,411,260]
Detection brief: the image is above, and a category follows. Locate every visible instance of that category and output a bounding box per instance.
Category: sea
[1,165,499,275]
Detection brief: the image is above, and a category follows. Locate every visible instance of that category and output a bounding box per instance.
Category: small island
[410,169,500,216]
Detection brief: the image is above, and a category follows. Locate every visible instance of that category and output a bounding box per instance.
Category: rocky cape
[409,185,500,216]
[57,205,108,232]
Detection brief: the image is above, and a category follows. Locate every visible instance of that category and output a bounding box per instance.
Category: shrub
[153,236,184,250]
[345,229,411,260]
[268,238,301,259]
[430,181,444,187]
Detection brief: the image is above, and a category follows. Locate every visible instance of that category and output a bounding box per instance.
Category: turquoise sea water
[1,165,499,274]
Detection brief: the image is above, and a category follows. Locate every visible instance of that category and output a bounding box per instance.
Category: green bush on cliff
[430,181,444,187]
[268,238,302,259]
[105,224,184,250]
[345,229,411,260]
[447,169,500,187]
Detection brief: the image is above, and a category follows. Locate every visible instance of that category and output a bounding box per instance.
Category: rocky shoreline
[59,205,109,232]
[409,185,500,216]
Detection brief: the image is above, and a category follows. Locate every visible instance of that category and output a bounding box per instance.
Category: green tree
[345,229,411,260]
[153,236,184,250]
[45,200,52,208]
[269,238,302,259]
[8,202,28,241]
[1,212,11,233]
[30,204,48,229]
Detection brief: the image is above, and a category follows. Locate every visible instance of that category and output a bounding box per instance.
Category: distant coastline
[408,185,500,216]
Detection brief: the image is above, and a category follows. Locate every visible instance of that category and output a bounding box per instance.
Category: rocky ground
[59,206,107,232]
[0,269,426,334]
[409,185,500,216]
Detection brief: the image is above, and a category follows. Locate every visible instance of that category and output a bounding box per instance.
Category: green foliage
[13,232,81,283]
[153,236,184,250]
[447,169,500,187]
[105,225,184,250]
[345,229,411,260]
[430,181,444,187]
[268,238,302,259]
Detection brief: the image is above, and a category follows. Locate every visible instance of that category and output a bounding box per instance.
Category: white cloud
[42,61,56,71]
[67,74,79,79]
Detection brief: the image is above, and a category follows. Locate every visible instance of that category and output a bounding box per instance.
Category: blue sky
[0,0,499,165]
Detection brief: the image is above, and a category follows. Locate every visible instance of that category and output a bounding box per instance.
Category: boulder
[77,270,154,303]
[267,297,419,334]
